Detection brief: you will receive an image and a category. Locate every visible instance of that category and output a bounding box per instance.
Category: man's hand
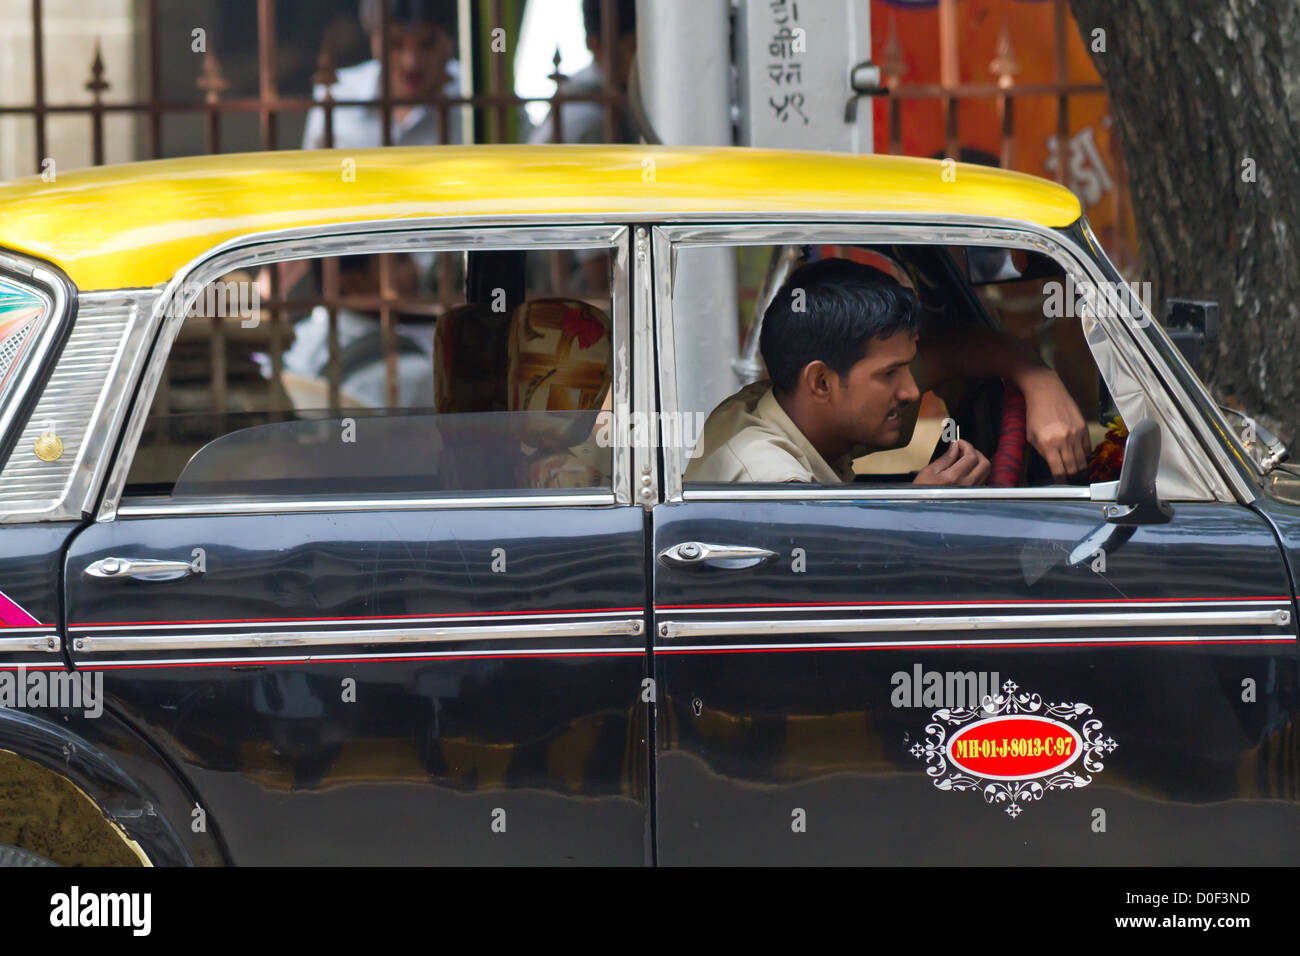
[914,440,990,486]
[1016,366,1092,482]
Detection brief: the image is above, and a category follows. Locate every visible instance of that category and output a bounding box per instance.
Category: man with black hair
[303,0,461,149]
[531,0,638,143]
[686,257,1091,486]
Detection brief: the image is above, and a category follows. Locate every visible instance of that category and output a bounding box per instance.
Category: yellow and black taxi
[0,145,1296,865]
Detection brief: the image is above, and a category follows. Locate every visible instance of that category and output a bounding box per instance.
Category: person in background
[531,0,639,144]
[528,0,639,296]
[303,0,462,150]
[278,1,460,409]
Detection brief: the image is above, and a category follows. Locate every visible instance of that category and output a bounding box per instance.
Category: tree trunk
[1068,0,1300,443]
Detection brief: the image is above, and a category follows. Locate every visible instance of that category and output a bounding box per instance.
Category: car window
[668,240,1122,490]
[124,245,617,500]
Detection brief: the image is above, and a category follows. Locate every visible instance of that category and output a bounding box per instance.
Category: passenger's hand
[1018,366,1092,482]
[914,439,990,487]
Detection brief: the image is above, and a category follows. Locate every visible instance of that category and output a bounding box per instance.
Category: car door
[649,223,1300,865]
[62,225,653,865]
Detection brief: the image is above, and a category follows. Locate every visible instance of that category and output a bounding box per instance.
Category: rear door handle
[658,542,777,570]
[84,557,201,582]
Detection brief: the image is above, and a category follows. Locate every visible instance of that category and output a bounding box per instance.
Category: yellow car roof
[0,145,1082,291]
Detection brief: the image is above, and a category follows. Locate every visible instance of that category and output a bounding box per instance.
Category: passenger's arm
[916,326,1091,482]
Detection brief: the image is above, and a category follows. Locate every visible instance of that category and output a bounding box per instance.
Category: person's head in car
[760,257,991,486]
[761,258,923,460]
[359,0,457,104]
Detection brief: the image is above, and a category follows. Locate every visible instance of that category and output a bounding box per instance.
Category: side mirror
[1106,419,1173,525]
[1164,299,1219,367]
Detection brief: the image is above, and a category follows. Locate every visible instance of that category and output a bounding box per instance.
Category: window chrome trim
[0,251,75,476]
[632,226,659,509]
[611,229,633,505]
[97,224,634,521]
[658,608,1291,639]
[72,617,645,653]
[73,210,1250,518]
[114,491,617,518]
[651,228,682,502]
[681,485,1094,502]
[652,219,1233,505]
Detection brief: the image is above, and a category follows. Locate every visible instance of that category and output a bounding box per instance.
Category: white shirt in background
[302,58,464,150]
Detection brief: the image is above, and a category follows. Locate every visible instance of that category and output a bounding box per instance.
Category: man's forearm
[916,324,1043,391]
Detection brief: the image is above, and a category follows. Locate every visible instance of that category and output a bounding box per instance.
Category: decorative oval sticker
[946,714,1082,781]
[911,678,1117,817]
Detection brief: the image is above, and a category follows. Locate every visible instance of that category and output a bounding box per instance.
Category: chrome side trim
[682,485,1094,502]
[114,491,617,518]
[73,618,645,652]
[0,290,155,522]
[658,609,1291,639]
[661,598,1290,615]
[97,226,631,521]
[652,220,1231,504]
[0,634,61,653]
[72,608,638,631]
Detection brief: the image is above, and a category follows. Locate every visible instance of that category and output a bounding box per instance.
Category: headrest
[433,302,510,414]
[507,298,611,449]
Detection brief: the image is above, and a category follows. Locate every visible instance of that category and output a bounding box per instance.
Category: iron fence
[2,0,1134,421]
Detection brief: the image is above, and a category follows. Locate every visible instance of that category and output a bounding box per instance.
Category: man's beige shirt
[685,381,856,484]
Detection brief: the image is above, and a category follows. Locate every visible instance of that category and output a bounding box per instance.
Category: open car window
[668,239,1126,491]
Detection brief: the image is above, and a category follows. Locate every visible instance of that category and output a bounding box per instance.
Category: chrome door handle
[84,556,201,582]
[658,542,777,569]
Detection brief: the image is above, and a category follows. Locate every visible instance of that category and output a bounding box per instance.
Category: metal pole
[635,0,739,419]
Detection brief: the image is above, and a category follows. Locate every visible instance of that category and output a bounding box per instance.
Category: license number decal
[910,679,1117,818]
